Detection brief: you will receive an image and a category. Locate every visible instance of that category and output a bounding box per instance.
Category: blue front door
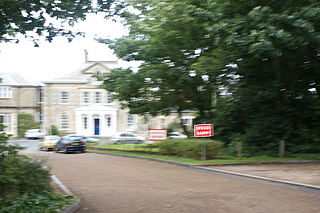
[94,118,100,135]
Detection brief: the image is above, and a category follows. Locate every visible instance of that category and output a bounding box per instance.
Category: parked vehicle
[55,135,86,153]
[24,129,46,140]
[66,134,99,143]
[39,135,61,151]
[110,132,145,144]
[168,132,188,139]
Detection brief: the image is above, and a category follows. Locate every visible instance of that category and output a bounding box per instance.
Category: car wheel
[62,147,68,154]
[55,147,59,153]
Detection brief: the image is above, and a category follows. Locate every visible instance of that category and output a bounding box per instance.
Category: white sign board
[148,129,167,141]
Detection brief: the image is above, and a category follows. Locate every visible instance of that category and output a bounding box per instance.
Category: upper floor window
[95,91,102,103]
[105,92,113,104]
[95,69,102,75]
[60,91,69,104]
[0,87,12,99]
[82,91,90,104]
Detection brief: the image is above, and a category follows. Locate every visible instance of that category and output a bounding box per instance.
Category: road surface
[21,149,320,213]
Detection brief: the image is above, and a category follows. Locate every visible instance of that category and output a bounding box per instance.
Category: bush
[50,125,60,136]
[0,132,74,212]
[158,139,223,159]
[0,191,75,213]
[17,114,40,137]
[0,133,51,201]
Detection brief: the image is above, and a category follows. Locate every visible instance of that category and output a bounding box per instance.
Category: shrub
[158,139,223,159]
[0,133,51,201]
[0,132,74,212]
[17,114,40,137]
[50,125,60,136]
[0,191,75,213]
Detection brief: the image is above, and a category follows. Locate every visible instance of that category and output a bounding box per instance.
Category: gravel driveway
[205,163,320,186]
[23,151,320,213]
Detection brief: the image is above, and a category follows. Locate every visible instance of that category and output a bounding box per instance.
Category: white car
[168,132,188,139]
[24,129,46,140]
[111,132,145,144]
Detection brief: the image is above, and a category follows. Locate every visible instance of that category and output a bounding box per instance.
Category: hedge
[158,139,223,159]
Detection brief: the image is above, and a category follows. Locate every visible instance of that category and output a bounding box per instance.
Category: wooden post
[236,141,243,159]
[201,140,207,161]
[279,140,285,159]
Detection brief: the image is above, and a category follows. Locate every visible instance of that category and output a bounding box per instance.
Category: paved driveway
[24,151,320,213]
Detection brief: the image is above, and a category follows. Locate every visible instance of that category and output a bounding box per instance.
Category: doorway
[94,118,100,135]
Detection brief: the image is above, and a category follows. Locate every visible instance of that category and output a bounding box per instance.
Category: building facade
[0,72,42,136]
[0,56,194,138]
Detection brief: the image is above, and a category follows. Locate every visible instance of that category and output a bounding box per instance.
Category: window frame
[82,91,90,104]
[0,87,12,99]
[60,113,69,130]
[60,91,69,104]
[95,91,102,103]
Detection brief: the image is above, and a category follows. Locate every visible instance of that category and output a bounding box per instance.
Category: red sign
[194,124,214,137]
[149,129,167,141]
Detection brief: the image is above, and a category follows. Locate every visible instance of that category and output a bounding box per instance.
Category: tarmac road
[24,151,320,213]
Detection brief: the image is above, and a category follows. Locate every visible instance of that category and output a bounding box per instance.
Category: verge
[51,174,81,213]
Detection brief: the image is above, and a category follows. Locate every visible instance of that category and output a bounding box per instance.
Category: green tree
[101,0,320,154]
[0,0,123,44]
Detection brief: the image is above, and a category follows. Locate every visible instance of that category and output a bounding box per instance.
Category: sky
[0,14,130,82]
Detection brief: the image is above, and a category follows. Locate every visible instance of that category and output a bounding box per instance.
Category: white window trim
[59,91,70,104]
[60,113,69,130]
[82,91,90,104]
[0,114,11,133]
[95,91,102,103]
[0,87,12,99]
[82,114,88,129]
[105,91,113,105]
[105,115,112,128]
[127,114,136,129]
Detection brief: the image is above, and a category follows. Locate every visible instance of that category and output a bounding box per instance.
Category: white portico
[75,105,118,137]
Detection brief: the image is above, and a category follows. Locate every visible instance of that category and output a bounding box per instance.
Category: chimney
[84,49,88,62]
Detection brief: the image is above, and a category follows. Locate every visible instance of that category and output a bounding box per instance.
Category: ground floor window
[105,115,111,128]
[60,113,69,129]
[82,115,88,129]
[127,114,135,129]
[0,114,11,132]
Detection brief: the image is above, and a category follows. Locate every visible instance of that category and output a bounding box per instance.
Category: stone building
[0,72,43,136]
[41,56,195,137]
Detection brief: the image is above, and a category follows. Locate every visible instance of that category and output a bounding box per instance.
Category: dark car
[55,135,86,153]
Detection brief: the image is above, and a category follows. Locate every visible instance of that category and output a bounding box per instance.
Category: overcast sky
[0,14,129,82]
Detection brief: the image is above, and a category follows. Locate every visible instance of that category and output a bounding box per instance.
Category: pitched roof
[0,72,43,87]
[42,78,88,84]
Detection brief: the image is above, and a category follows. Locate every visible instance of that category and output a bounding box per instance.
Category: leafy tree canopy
[100,0,320,153]
[0,0,124,44]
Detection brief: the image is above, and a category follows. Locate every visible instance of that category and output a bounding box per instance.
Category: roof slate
[0,72,42,87]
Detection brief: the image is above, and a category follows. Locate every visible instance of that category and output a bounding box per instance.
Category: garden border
[51,174,81,213]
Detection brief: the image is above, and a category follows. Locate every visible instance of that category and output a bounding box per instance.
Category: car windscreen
[64,136,82,142]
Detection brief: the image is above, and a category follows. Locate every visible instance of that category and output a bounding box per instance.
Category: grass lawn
[87,144,313,164]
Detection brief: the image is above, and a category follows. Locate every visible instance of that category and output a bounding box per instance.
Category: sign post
[194,124,214,161]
